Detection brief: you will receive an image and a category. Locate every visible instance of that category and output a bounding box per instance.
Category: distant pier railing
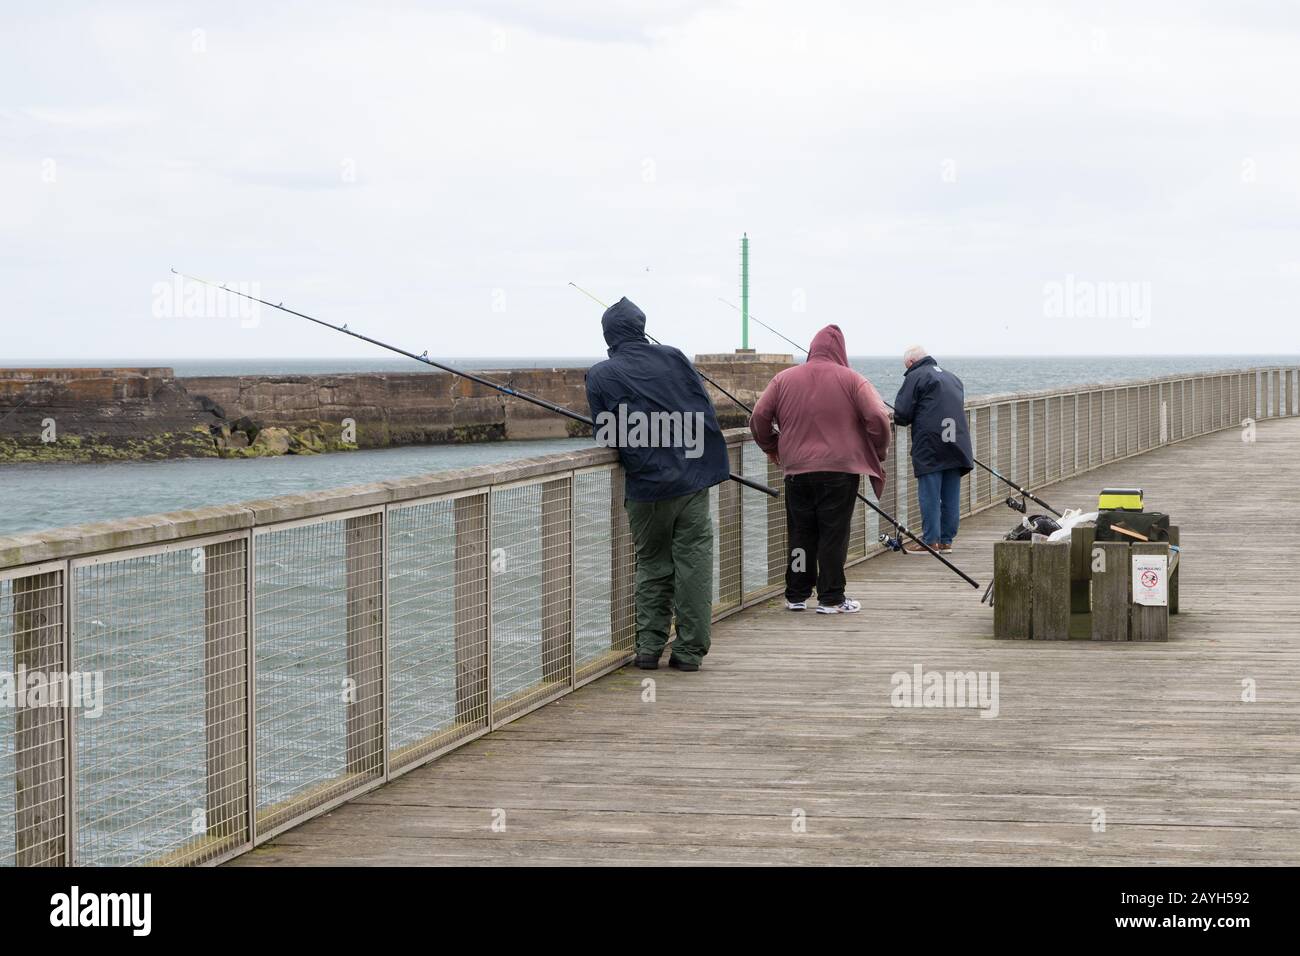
[1,366,1295,866]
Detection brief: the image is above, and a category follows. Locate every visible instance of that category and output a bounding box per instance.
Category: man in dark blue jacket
[585,297,729,672]
[892,347,974,553]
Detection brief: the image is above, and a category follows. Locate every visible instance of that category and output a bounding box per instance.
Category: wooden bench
[993,525,1179,641]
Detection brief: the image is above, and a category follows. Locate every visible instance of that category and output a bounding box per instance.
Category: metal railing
[1,366,1295,866]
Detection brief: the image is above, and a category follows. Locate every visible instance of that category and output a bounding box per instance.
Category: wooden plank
[1031,540,1070,641]
[12,570,65,866]
[993,541,1032,639]
[203,538,248,842]
[1090,542,1130,641]
[1130,542,1170,642]
[1069,525,1093,614]
[540,478,572,683]
[453,494,490,724]
[345,512,384,776]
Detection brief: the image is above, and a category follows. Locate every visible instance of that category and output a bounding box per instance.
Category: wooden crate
[993,525,1179,641]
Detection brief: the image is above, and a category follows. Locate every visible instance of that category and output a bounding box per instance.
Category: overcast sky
[2,0,1298,361]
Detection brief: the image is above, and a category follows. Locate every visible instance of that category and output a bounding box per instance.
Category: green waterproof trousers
[624,488,714,665]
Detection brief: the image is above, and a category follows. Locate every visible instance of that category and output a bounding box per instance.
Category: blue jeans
[917,468,962,545]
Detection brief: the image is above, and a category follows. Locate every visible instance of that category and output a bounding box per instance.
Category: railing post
[608,469,635,653]
[344,512,384,777]
[540,477,572,684]
[718,443,743,608]
[13,569,66,866]
[453,493,490,726]
[202,538,248,846]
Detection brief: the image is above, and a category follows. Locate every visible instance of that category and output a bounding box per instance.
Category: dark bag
[1005,514,1062,541]
[1095,510,1169,542]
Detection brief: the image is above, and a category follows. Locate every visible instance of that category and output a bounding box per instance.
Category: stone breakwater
[0,353,793,462]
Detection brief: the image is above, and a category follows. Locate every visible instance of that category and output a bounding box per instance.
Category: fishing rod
[720,298,1063,518]
[572,284,976,588]
[169,270,779,499]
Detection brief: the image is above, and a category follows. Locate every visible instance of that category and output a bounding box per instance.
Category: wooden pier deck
[230,416,1300,866]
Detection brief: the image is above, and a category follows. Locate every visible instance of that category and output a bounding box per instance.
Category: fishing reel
[1004,495,1028,513]
[879,532,905,552]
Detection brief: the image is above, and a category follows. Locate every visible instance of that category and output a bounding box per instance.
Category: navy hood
[601,297,648,352]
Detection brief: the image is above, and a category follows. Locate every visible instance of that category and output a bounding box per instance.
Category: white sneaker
[816,598,861,615]
[785,601,807,611]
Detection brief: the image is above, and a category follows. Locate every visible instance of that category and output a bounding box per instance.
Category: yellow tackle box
[1098,487,1143,511]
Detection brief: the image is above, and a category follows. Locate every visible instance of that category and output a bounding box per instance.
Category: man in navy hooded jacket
[892,347,974,553]
[585,297,729,672]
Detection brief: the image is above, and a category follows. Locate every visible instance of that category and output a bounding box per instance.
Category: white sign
[1132,554,1168,606]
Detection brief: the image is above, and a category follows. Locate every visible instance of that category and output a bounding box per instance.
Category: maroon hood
[807,324,849,367]
[748,324,892,496]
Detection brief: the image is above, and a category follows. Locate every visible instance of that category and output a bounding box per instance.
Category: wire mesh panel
[1125,388,1138,456]
[715,446,744,612]
[1045,397,1061,481]
[973,407,992,507]
[254,512,382,836]
[877,424,899,538]
[1062,395,1077,477]
[491,479,572,724]
[386,494,487,771]
[1,565,66,867]
[960,410,973,511]
[1030,399,1046,484]
[572,469,634,682]
[740,442,782,592]
[767,460,791,584]
[895,430,912,530]
[73,534,248,866]
[1137,386,1150,450]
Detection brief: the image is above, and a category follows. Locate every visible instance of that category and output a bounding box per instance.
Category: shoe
[634,653,660,670]
[785,601,807,611]
[816,599,862,615]
[902,541,935,554]
[668,657,700,672]
[938,543,953,553]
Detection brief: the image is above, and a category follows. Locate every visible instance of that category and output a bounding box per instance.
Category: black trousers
[783,471,861,605]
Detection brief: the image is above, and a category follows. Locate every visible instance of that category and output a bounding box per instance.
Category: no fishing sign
[1132,554,1168,606]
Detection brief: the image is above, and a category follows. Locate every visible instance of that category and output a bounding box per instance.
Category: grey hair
[903,345,927,366]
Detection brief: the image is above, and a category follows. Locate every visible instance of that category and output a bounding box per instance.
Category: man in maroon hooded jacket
[750,325,892,614]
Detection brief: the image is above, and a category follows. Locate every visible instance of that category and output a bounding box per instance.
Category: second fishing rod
[169,270,779,499]
[719,299,1063,518]
[571,283,980,590]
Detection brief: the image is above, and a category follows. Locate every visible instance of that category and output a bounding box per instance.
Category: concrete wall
[0,367,217,461]
[0,353,797,461]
